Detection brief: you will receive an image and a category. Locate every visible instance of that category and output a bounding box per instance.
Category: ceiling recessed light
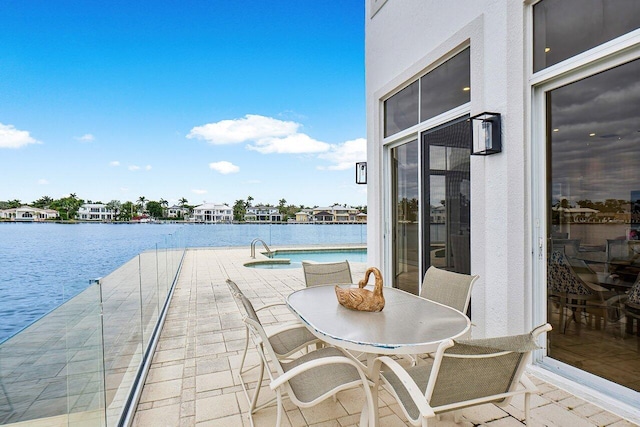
[589,133,596,137]
[553,128,559,132]
[545,47,551,53]
[463,87,470,91]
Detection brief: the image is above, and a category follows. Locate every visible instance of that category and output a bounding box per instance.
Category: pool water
[248,248,367,269]
[269,248,366,263]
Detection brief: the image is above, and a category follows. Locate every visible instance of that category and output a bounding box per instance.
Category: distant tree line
[0,194,367,222]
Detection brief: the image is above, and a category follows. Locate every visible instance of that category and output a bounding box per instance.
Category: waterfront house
[166,205,189,219]
[365,0,639,419]
[312,209,333,223]
[76,203,114,221]
[312,205,359,223]
[191,202,232,223]
[294,210,311,222]
[244,205,281,222]
[0,206,58,221]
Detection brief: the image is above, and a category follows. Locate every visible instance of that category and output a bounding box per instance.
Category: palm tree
[137,196,147,215]
[178,198,188,218]
[245,196,254,208]
[106,200,122,221]
[159,198,168,218]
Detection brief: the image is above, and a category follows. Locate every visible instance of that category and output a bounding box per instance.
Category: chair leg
[239,327,250,374]
[365,383,378,427]
[275,390,283,427]
[524,392,531,425]
[249,356,265,413]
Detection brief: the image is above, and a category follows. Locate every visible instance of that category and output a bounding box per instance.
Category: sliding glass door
[391,140,419,294]
[422,117,471,275]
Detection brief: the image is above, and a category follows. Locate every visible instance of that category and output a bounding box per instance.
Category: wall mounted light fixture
[355,162,367,184]
[470,112,501,155]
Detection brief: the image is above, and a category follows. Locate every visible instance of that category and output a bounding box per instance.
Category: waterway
[0,222,367,343]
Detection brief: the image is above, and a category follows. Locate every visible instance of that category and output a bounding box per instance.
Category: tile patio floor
[132,247,638,427]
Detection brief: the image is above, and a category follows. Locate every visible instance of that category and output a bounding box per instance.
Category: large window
[533,0,640,72]
[384,48,470,138]
[545,58,640,393]
[384,82,419,137]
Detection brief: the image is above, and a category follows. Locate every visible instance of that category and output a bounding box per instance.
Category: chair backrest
[302,261,353,287]
[426,324,551,408]
[420,266,478,313]
[226,278,242,296]
[627,275,640,305]
[236,292,289,381]
[547,249,592,296]
[551,238,581,257]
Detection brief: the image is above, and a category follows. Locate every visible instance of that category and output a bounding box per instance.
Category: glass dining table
[287,284,471,426]
[286,284,471,359]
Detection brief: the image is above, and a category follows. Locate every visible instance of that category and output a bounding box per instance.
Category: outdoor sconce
[356,162,367,184]
[470,112,501,155]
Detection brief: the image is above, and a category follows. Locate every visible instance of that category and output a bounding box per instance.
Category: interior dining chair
[370,323,552,427]
[302,260,353,287]
[547,250,618,333]
[236,290,376,426]
[226,279,320,412]
[420,266,479,315]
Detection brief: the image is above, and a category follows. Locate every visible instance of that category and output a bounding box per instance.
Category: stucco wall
[365,0,530,338]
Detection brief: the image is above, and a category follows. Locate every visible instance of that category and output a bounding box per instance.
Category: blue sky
[0,1,366,208]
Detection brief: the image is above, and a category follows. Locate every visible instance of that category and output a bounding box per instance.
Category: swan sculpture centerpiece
[335,267,385,312]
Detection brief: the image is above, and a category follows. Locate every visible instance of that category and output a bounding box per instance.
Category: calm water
[0,222,366,342]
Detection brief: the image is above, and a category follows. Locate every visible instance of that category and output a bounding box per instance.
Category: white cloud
[37,179,49,185]
[187,114,298,144]
[317,138,367,171]
[109,161,120,167]
[246,179,261,184]
[209,161,239,174]
[127,164,152,172]
[120,187,129,192]
[188,114,330,155]
[192,189,208,195]
[75,134,95,142]
[0,123,41,148]
[247,133,330,154]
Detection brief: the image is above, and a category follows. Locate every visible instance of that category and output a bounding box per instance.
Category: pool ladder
[250,238,272,258]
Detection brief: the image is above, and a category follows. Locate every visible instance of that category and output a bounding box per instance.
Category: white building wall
[365,0,529,339]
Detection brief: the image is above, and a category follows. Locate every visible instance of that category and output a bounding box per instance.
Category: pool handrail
[250,238,272,258]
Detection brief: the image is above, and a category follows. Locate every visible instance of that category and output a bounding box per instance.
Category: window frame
[528,0,640,406]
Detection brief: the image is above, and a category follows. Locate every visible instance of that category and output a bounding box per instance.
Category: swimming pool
[245,248,367,269]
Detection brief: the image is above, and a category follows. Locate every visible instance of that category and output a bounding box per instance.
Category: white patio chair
[407,266,478,365]
[226,279,320,413]
[236,291,376,426]
[302,260,353,287]
[420,266,478,315]
[370,323,552,427]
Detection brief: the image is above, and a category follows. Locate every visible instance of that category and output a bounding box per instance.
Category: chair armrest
[371,356,435,419]
[255,301,288,311]
[269,355,367,390]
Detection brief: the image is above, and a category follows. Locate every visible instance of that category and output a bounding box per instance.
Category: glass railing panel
[99,256,143,426]
[0,281,105,426]
[139,249,159,352]
[0,226,187,426]
[65,281,105,427]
